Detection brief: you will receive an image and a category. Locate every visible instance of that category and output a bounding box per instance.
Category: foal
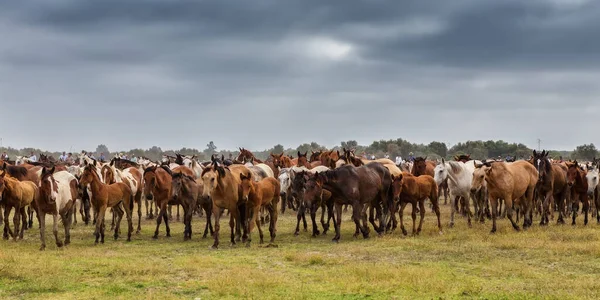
[239,173,280,246]
[79,164,134,244]
[0,171,38,241]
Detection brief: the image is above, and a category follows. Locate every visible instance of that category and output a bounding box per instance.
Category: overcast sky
[2,0,599,152]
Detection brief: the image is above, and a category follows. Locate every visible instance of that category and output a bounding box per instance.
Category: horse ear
[442,158,445,164]
[221,155,225,161]
[424,156,427,161]
[336,150,340,157]
[391,174,395,180]
[50,166,55,174]
[297,151,301,157]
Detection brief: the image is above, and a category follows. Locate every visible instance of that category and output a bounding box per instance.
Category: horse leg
[95,206,106,244]
[320,204,327,235]
[541,192,551,226]
[211,206,221,249]
[572,193,579,226]
[39,211,47,250]
[595,189,600,224]
[489,197,498,234]
[449,195,459,228]
[28,206,34,230]
[136,192,142,234]
[417,200,426,235]
[582,193,589,226]
[72,202,78,226]
[52,213,62,247]
[254,206,262,245]
[19,207,28,239]
[301,207,308,232]
[163,207,171,237]
[332,203,342,242]
[64,209,73,246]
[310,207,319,237]
[168,204,173,221]
[3,206,12,240]
[113,206,124,240]
[13,205,21,241]
[229,210,237,246]
[398,202,408,236]
[294,203,304,236]
[268,202,278,244]
[505,197,520,231]
[176,204,180,222]
[152,206,164,239]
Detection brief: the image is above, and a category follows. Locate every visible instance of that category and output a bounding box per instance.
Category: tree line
[1,140,598,162]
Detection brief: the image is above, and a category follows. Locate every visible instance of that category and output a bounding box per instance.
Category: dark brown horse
[412,157,435,177]
[171,172,199,240]
[530,150,569,225]
[309,151,322,163]
[316,163,391,242]
[292,171,334,237]
[566,161,589,225]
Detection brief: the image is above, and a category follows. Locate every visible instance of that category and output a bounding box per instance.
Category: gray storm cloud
[1,0,598,152]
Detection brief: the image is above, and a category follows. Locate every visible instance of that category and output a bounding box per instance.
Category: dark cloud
[1,0,598,153]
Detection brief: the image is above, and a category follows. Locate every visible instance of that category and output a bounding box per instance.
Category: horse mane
[447,161,463,175]
[2,163,28,180]
[160,165,173,175]
[172,172,196,182]
[143,166,158,175]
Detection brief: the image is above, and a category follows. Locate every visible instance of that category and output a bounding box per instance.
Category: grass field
[1,202,600,299]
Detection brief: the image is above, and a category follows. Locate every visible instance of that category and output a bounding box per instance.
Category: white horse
[37,169,79,250]
[15,156,31,165]
[587,167,600,222]
[182,157,204,179]
[434,159,482,227]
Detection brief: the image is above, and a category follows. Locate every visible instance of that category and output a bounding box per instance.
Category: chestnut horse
[143,165,173,239]
[567,161,589,225]
[389,173,442,235]
[471,161,538,233]
[37,168,78,250]
[320,150,340,169]
[411,157,435,177]
[530,150,569,225]
[79,164,134,244]
[202,160,252,248]
[239,174,280,246]
[0,171,38,241]
[271,153,294,169]
[296,151,322,169]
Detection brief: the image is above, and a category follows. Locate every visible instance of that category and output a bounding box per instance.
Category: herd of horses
[1,147,599,250]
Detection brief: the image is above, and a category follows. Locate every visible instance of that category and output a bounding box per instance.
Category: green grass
[1,202,600,299]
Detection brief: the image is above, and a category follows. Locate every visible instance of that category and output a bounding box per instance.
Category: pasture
[1,203,600,299]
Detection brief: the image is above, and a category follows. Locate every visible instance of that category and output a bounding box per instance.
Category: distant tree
[572,143,598,160]
[296,143,311,154]
[204,141,217,156]
[427,141,447,157]
[95,144,109,155]
[341,140,358,150]
[272,144,284,154]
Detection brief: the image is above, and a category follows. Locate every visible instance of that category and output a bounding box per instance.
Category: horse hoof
[331,239,339,243]
[152,235,158,240]
[166,234,171,238]
[56,241,64,248]
[211,245,218,249]
[294,232,299,236]
[448,222,455,228]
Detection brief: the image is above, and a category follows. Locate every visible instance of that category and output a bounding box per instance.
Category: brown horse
[309,150,322,163]
[271,153,294,169]
[202,159,252,248]
[239,174,280,246]
[143,165,174,239]
[530,150,569,225]
[411,157,435,177]
[238,148,279,179]
[171,172,199,241]
[472,161,538,233]
[320,150,340,169]
[316,163,392,242]
[566,161,589,225]
[0,171,38,241]
[389,173,442,235]
[80,164,134,244]
[193,177,214,238]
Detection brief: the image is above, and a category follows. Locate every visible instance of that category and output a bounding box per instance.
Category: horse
[192,176,214,238]
[171,172,200,241]
[470,166,491,223]
[412,157,435,177]
[79,164,134,244]
[103,161,144,233]
[309,150,322,163]
[292,170,335,237]
[288,166,330,234]
[0,171,38,241]
[143,165,174,239]
[278,168,296,214]
[389,173,442,235]
[316,163,391,242]
[201,159,252,248]
[271,153,294,169]
[239,173,280,246]
[320,150,340,169]
[296,151,322,169]
[37,167,78,250]
[471,161,538,233]
[530,150,569,225]
[566,161,589,226]
[586,167,600,223]
[434,159,482,228]
[238,148,279,179]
